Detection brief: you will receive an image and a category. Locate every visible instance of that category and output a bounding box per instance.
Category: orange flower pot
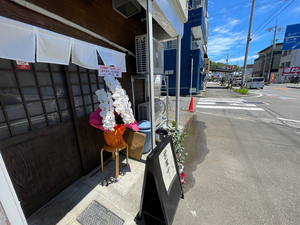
[104,124,126,147]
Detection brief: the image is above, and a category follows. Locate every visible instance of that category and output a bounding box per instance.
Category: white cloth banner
[37,29,72,65]
[0,18,35,62]
[0,16,126,72]
[72,41,98,70]
[114,52,126,72]
[97,47,116,66]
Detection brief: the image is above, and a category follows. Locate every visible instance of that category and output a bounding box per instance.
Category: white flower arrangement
[95,74,135,131]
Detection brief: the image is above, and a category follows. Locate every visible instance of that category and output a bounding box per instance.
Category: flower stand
[100,142,129,180]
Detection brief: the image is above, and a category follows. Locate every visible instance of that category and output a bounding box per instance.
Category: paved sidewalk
[27,97,195,225]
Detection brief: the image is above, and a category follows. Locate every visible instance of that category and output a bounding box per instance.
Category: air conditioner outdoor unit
[138,100,164,125]
[135,34,164,74]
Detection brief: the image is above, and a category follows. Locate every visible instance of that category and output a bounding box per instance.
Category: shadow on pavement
[287,86,300,89]
[182,116,209,194]
[206,86,227,89]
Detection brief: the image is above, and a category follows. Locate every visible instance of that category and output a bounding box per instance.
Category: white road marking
[199,98,245,102]
[197,102,216,104]
[230,103,257,107]
[279,97,295,100]
[196,105,265,111]
[277,118,300,123]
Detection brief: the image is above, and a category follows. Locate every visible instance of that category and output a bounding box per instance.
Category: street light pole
[256,53,268,78]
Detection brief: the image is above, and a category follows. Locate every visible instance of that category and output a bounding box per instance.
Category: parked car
[234,79,242,86]
[245,77,264,89]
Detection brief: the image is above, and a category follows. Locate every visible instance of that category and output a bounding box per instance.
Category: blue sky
[207,0,300,66]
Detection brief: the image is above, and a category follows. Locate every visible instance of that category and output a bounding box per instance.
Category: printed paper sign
[282,67,300,76]
[98,66,122,78]
[16,61,30,70]
[159,143,177,194]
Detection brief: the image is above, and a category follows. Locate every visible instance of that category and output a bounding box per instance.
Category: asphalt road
[173,82,300,225]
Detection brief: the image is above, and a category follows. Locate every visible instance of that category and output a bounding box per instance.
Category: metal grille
[67,63,105,119]
[77,200,124,225]
[0,59,72,140]
[135,36,147,74]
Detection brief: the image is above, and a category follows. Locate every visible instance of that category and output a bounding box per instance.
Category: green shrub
[234,88,249,94]
[166,121,189,171]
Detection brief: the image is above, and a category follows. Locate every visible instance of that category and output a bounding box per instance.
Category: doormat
[76,200,124,225]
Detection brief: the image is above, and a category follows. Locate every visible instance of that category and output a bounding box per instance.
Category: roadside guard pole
[146,0,156,151]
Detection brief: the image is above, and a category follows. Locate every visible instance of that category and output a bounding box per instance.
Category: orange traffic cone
[187,97,194,112]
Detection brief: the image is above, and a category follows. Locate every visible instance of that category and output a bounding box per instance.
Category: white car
[245,77,264,89]
[234,79,242,86]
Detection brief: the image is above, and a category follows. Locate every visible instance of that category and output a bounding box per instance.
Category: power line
[252,0,295,38]
[251,0,287,35]
[277,9,300,25]
[209,0,284,18]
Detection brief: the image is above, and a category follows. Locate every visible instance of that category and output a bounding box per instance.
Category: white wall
[0,154,27,225]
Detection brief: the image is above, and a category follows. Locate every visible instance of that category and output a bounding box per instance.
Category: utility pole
[225,52,234,83]
[225,52,234,65]
[266,20,283,83]
[241,0,255,88]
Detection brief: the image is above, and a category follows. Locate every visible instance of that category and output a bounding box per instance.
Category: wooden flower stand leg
[100,143,129,180]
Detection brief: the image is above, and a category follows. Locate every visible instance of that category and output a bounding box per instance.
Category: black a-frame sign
[138,136,184,225]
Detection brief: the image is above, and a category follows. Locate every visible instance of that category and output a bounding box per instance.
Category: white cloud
[255,4,274,14]
[216,55,257,64]
[208,31,246,56]
[212,18,240,34]
[293,6,300,13]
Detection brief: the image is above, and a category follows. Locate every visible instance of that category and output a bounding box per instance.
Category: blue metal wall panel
[163,4,206,96]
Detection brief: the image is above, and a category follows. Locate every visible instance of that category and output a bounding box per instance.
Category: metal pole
[175,35,181,123]
[131,76,136,118]
[146,0,156,151]
[190,58,194,98]
[166,76,169,126]
[267,20,277,83]
[262,56,267,79]
[241,0,255,88]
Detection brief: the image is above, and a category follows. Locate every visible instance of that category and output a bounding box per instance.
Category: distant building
[163,0,209,95]
[276,49,300,83]
[253,43,283,81]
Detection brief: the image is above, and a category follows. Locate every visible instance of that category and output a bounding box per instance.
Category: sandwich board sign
[138,136,184,225]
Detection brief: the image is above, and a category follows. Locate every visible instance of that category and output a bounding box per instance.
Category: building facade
[277,49,300,83]
[0,0,187,219]
[163,0,208,96]
[253,43,283,81]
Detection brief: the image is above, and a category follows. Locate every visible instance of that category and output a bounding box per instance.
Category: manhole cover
[77,201,124,225]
